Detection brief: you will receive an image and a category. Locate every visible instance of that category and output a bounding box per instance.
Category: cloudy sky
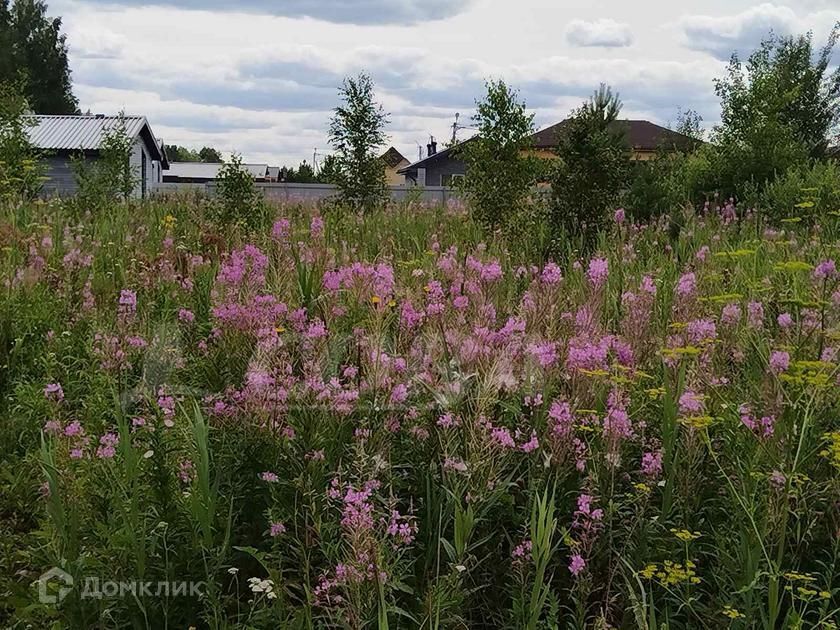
[52,0,838,167]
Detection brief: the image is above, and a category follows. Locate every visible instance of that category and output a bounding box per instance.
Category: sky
[51,0,839,168]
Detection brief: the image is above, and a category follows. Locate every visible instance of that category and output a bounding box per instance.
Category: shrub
[761,160,840,225]
[0,81,43,202]
[215,154,263,228]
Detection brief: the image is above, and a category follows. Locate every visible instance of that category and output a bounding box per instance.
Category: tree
[0,80,43,200]
[215,153,262,227]
[549,84,631,248]
[198,146,222,163]
[458,79,540,230]
[0,0,77,114]
[164,144,223,163]
[712,25,840,194]
[295,160,316,183]
[328,73,389,211]
[673,108,704,141]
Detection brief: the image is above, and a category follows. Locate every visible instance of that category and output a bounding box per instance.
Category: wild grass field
[1,196,839,629]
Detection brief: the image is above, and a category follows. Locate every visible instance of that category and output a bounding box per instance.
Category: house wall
[41,155,85,196]
[130,138,160,198]
[385,159,409,185]
[411,157,466,186]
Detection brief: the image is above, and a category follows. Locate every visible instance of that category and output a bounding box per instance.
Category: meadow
[1,196,839,629]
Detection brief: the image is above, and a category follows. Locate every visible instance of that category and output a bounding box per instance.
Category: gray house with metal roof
[25,114,168,198]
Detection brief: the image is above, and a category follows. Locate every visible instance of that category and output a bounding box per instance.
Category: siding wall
[41,155,86,196]
[40,138,161,198]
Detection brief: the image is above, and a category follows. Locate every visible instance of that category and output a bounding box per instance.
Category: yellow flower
[387,299,396,308]
[722,606,744,619]
[671,528,702,542]
[370,295,381,305]
[275,326,285,333]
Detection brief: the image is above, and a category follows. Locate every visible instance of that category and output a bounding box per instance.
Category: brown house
[399,119,702,186]
[380,147,410,185]
[529,119,701,161]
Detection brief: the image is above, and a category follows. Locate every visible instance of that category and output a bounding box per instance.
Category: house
[162,162,269,183]
[267,166,281,182]
[398,119,701,185]
[380,147,410,185]
[398,138,466,187]
[26,114,168,198]
[529,119,701,161]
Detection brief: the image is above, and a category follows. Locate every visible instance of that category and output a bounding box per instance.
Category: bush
[0,81,43,202]
[214,154,263,228]
[761,160,840,224]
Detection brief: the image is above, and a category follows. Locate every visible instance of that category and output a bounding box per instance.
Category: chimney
[430,137,437,155]
[95,113,105,119]
[426,143,433,156]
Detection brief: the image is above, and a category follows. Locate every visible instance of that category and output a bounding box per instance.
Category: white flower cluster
[247,577,277,600]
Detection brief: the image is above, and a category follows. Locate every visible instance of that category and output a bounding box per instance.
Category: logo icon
[37,567,73,604]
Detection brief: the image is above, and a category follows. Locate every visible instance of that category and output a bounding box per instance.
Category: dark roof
[531,119,701,152]
[380,146,408,168]
[397,141,469,174]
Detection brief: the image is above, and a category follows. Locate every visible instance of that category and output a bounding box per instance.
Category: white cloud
[677,3,800,60]
[565,19,633,48]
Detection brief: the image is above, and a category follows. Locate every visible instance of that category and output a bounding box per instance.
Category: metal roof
[165,162,269,180]
[165,162,223,180]
[24,115,164,160]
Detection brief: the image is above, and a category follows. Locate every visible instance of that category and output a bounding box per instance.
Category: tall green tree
[712,25,840,193]
[458,79,539,230]
[549,84,631,248]
[0,0,77,114]
[328,73,389,211]
[198,146,222,163]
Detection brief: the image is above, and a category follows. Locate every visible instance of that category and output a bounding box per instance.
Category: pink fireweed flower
[548,399,574,440]
[95,433,118,459]
[614,207,626,224]
[178,459,194,483]
[696,245,710,262]
[260,471,279,483]
[527,341,558,368]
[769,350,790,374]
[443,457,468,473]
[675,272,696,298]
[269,521,286,537]
[569,554,586,577]
[813,259,837,280]
[587,257,609,288]
[520,432,540,453]
[678,391,704,415]
[641,450,663,478]
[777,312,793,328]
[687,318,717,343]
[490,426,516,449]
[310,215,324,238]
[271,218,291,241]
[118,289,137,315]
[512,539,532,563]
[385,510,418,546]
[178,308,195,323]
[541,261,563,285]
[747,301,764,328]
[720,303,741,327]
[44,382,64,402]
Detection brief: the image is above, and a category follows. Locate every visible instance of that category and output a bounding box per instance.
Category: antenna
[450,112,477,143]
[415,142,424,161]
